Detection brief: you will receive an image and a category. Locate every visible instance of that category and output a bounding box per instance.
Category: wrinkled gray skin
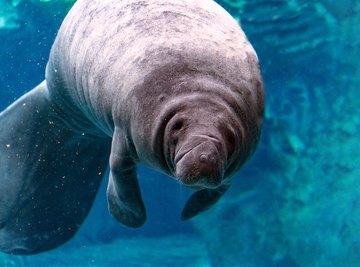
[0,0,264,255]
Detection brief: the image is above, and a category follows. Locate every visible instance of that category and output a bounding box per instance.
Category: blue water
[1,1,359,266]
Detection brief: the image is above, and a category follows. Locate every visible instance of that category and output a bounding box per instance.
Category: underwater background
[0,0,359,266]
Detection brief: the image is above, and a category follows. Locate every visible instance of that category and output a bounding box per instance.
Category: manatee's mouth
[174,142,203,165]
[174,137,225,189]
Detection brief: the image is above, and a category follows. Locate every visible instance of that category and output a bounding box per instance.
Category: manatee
[0,0,264,255]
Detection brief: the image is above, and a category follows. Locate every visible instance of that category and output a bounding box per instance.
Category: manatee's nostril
[199,153,217,165]
[199,154,208,163]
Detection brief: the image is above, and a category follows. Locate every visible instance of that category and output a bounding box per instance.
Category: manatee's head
[162,93,260,190]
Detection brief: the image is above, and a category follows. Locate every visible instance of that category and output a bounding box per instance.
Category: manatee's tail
[0,81,111,255]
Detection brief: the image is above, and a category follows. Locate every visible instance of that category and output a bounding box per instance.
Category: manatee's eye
[170,119,184,145]
[224,128,236,158]
[172,120,184,131]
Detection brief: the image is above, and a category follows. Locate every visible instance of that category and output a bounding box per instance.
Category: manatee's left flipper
[107,128,146,228]
[0,82,111,255]
[181,184,230,220]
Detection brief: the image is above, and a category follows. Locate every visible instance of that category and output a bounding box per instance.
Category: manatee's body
[0,0,264,255]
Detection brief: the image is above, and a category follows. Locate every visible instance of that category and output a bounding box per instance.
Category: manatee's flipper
[0,81,111,255]
[181,184,229,220]
[107,128,146,228]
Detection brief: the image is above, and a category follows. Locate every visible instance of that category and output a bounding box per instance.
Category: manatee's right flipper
[0,82,111,255]
[181,184,229,220]
[107,128,146,228]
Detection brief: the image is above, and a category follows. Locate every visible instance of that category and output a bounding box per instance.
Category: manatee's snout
[175,139,224,189]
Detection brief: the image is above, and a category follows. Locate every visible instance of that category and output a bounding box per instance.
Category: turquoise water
[1,0,360,266]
